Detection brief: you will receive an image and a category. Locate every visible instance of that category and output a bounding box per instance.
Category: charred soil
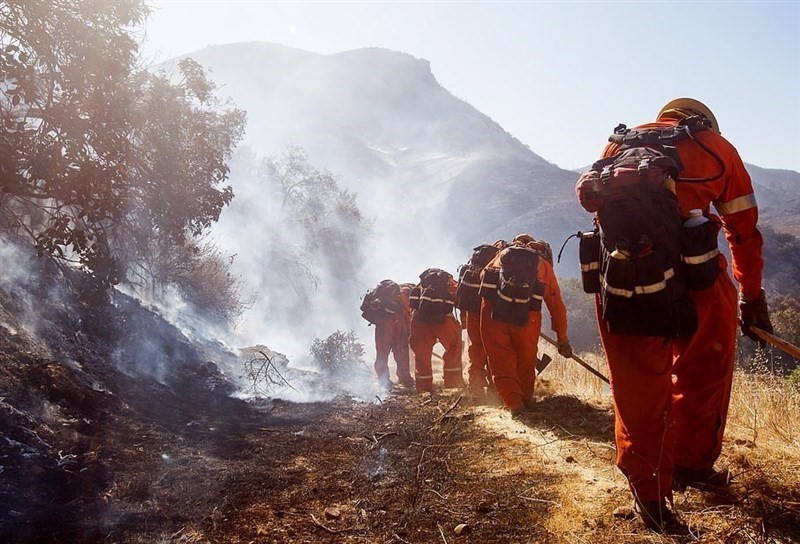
[1,284,799,543]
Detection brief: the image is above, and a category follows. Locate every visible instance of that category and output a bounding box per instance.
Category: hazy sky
[141,1,800,172]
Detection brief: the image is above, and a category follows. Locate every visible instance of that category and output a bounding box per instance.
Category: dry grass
[728,371,800,450]
[537,344,609,399]
[529,345,800,543]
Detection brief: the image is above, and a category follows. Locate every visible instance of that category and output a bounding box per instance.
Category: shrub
[310,330,366,374]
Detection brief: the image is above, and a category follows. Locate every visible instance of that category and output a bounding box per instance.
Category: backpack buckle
[600,164,613,182]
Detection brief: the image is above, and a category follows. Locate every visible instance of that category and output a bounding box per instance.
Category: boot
[633,498,673,532]
[672,466,732,492]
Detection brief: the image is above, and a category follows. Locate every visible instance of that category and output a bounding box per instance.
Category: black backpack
[410,268,454,324]
[360,279,401,325]
[575,116,722,338]
[456,244,500,313]
[480,246,544,326]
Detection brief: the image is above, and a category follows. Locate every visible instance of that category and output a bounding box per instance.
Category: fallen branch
[310,513,351,534]
[518,495,563,508]
[243,350,297,396]
[437,522,449,544]
[392,533,414,544]
[371,432,397,444]
[433,395,463,425]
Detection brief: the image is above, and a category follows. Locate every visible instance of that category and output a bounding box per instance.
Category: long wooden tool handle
[751,327,800,359]
[539,332,610,384]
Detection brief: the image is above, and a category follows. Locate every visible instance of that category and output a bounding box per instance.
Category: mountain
[168,42,799,283]
[163,43,584,280]
[747,165,800,236]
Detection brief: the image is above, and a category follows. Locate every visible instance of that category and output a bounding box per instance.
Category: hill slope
[169,42,800,282]
[2,265,799,542]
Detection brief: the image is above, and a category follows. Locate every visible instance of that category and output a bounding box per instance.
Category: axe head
[536,354,552,374]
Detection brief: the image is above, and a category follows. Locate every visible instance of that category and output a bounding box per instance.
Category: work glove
[739,289,773,348]
[557,340,573,359]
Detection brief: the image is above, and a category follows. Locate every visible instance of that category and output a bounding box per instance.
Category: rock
[324,507,341,520]
[454,523,470,535]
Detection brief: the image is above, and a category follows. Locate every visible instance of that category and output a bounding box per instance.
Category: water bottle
[683,209,709,228]
[681,208,719,290]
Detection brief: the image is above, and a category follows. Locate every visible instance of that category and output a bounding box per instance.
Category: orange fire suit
[465,309,492,394]
[409,279,464,392]
[592,118,763,502]
[480,250,569,411]
[374,289,413,388]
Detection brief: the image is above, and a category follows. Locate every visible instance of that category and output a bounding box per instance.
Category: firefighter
[581,98,772,530]
[479,234,570,416]
[409,268,464,392]
[456,240,508,399]
[370,281,415,390]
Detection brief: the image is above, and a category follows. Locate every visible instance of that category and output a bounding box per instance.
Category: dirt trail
[1,281,799,543]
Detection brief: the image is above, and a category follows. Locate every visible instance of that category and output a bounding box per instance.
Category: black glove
[557,340,573,359]
[739,289,773,348]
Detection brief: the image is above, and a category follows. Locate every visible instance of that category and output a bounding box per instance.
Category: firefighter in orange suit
[479,235,570,415]
[373,282,415,390]
[457,240,508,398]
[409,269,464,392]
[581,98,773,530]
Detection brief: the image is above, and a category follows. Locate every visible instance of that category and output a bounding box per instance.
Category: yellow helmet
[512,233,535,246]
[657,97,720,134]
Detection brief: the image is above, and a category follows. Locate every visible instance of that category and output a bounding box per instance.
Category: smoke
[201,144,468,400]
[0,236,58,354]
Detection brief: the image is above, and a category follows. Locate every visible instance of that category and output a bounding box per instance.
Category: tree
[0,1,245,305]
[264,146,372,285]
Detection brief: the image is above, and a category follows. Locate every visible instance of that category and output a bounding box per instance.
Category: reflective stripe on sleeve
[581,261,600,272]
[715,193,757,216]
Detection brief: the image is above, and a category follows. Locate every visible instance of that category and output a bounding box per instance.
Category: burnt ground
[1,280,800,543]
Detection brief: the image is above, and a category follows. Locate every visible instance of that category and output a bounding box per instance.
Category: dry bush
[173,243,255,323]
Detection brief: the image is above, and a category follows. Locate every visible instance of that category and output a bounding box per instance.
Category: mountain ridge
[164,42,800,277]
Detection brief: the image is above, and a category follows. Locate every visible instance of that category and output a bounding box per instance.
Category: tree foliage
[0,0,245,303]
[310,330,366,374]
[263,146,372,285]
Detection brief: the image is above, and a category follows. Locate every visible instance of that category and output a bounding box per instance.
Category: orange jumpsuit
[480,251,568,411]
[374,289,413,388]
[593,118,763,502]
[465,309,492,394]
[410,279,464,392]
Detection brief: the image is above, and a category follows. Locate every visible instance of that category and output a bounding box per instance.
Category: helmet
[657,97,720,134]
[512,233,536,246]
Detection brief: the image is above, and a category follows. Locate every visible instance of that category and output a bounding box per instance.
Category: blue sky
[141,1,800,172]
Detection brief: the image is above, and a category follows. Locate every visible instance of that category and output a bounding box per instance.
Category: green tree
[310,330,366,374]
[0,1,245,307]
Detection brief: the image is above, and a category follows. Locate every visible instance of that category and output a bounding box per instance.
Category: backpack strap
[608,117,724,183]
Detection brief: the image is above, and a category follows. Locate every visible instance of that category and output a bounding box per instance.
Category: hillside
[162,42,800,289]
[3,37,800,544]
[1,257,799,543]
[162,43,583,277]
